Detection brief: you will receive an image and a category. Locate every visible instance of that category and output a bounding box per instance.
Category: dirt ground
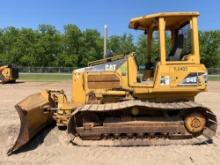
[0,81,220,165]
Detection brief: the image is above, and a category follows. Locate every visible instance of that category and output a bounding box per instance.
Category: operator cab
[129,12,200,82]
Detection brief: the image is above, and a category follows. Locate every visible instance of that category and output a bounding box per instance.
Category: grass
[208,75,220,81]
[19,73,72,82]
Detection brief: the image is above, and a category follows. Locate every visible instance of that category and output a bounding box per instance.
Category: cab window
[168,22,192,61]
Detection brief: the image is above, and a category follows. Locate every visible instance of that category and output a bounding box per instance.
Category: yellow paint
[26,12,209,130]
[72,72,86,103]
[0,65,17,83]
[102,91,126,96]
[159,17,166,65]
[191,16,200,63]
[64,12,206,104]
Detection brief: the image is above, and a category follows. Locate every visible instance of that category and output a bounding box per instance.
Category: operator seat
[141,61,154,82]
[169,34,184,61]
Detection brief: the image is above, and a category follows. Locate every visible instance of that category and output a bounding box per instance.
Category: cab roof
[129,12,199,31]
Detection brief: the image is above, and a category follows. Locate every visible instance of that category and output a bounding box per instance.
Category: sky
[0,0,219,39]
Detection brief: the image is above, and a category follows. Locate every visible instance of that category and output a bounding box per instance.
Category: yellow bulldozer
[0,64,19,83]
[8,12,217,155]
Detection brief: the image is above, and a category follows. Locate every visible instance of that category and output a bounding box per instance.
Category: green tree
[136,34,147,65]
[0,25,219,69]
[0,27,20,64]
[136,33,160,65]
[16,28,38,66]
[35,24,62,66]
[199,31,220,67]
[78,29,103,66]
[108,33,136,55]
[58,24,82,67]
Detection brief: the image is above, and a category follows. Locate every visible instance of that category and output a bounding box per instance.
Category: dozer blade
[7,91,54,155]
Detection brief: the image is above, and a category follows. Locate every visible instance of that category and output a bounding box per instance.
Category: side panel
[127,55,138,86]
[87,73,121,89]
[117,61,129,89]
[71,56,132,104]
[72,72,86,104]
[154,63,207,90]
[133,63,207,101]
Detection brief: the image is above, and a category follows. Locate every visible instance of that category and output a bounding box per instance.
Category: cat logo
[105,64,116,71]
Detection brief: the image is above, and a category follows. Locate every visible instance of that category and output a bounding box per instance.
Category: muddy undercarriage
[67,101,217,145]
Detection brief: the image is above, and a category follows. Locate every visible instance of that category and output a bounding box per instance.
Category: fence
[208,68,220,75]
[17,66,220,80]
[17,66,76,73]
[208,68,220,80]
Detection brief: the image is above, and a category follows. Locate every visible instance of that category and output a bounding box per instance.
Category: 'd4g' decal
[178,72,207,86]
